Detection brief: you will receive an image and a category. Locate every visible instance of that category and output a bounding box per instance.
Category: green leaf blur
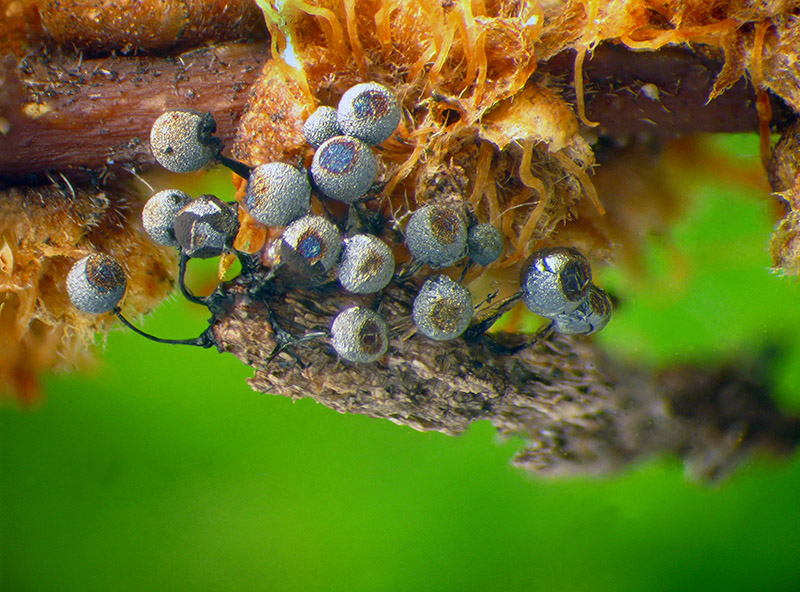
[3,135,799,592]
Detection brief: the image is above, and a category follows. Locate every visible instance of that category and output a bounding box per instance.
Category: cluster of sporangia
[65,82,611,363]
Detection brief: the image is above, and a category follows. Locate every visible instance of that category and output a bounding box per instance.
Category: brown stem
[540,43,795,136]
[0,41,270,184]
[1,42,796,185]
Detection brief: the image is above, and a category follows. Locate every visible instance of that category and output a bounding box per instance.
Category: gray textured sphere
[337,82,401,145]
[311,135,377,203]
[281,215,342,272]
[244,162,311,226]
[338,234,395,294]
[67,253,127,314]
[330,306,389,363]
[303,106,342,148]
[150,109,220,173]
[405,204,467,268]
[551,284,612,335]
[412,275,473,341]
[173,195,239,259]
[467,223,503,266]
[142,189,192,246]
[519,247,592,317]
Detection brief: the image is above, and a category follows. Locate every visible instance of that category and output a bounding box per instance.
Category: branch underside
[210,272,800,481]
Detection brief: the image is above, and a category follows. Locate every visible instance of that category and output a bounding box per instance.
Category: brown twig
[0,41,270,184]
[540,43,795,136]
[210,271,800,481]
[1,42,795,185]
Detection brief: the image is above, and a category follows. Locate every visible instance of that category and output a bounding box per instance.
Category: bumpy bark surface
[205,267,800,481]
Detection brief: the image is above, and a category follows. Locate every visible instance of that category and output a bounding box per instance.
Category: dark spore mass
[319,139,358,175]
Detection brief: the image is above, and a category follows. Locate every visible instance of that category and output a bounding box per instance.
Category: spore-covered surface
[411,275,474,341]
[280,215,343,273]
[405,204,468,268]
[330,306,389,363]
[150,109,220,173]
[142,189,193,247]
[467,223,504,266]
[66,254,128,314]
[310,135,378,203]
[337,234,395,294]
[244,162,311,226]
[303,105,343,148]
[337,82,402,146]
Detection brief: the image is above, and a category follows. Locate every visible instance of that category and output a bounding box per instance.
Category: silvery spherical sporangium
[173,195,239,259]
[337,82,401,146]
[405,204,467,268]
[303,106,342,149]
[66,253,127,314]
[551,284,612,335]
[337,234,395,294]
[281,215,342,272]
[142,189,192,247]
[467,223,503,266]
[330,306,389,363]
[244,162,311,227]
[150,109,220,173]
[310,135,378,203]
[519,247,592,317]
[412,275,473,341]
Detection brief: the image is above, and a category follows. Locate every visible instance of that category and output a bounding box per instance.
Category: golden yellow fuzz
[0,186,176,402]
[235,0,799,279]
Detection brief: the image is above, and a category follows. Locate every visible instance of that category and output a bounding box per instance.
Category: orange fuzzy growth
[0,185,176,404]
[233,0,797,276]
[265,0,584,268]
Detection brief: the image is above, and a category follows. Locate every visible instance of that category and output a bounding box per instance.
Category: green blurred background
[3,135,800,591]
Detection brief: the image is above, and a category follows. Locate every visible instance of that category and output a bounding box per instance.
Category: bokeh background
[3,134,800,591]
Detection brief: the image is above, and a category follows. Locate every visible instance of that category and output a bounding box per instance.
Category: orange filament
[482,174,500,224]
[469,143,493,208]
[622,20,738,50]
[552,151,605,216]
[374,0,396,57]
[293,0,346,55]
[515,187,550,260]
[517,139,547,198]
[343,0,367,75]
[429,18,455,84]
[419,0,445,56]
[498,186,534,252]
[574,46,599,127]
[498,141,550,260]
[409,41,438,82]
[751,20,772,170]
[385,134,427,197]
[456,0,478,93]
[472,27,488,107]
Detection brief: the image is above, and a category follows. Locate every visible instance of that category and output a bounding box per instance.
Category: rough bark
[207,268,800,481]
[0,41,269,184]
[1,42,794,184]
